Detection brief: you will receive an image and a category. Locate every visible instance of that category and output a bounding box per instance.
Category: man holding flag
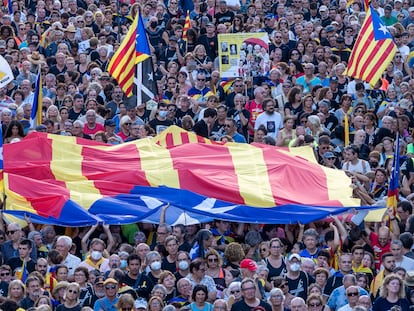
[6,239,35,280]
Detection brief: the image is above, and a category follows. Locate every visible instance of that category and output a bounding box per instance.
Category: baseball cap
[323,152,336,159]
[288,253,301,261]
[135,299,148,310]
[319,5,328,12]
[330,76,338,83]
[94,276,105,285]
[326,25,335,32]
[104,119,115,127]
[240,259,258,271]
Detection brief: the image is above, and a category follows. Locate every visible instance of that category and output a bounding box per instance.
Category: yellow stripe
[135,139,180,187]
[110,43,136,78]
[366,208,386,222]
[226,143,274,207]
[320,166,360,206]
[4,174,33,227]
[49,135,102,209]
[135,54,150,64]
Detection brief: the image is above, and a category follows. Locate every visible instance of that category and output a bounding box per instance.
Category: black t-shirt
[56,304,82,311]
[286,271,314,300]
[68,108,85,121]
[148,118,174,134]
[215,10,234,24]
[230,299,272,311]
[6,257,36,274]
[123,273,154,300]
[161,257,177,274]
[192,119,209,138]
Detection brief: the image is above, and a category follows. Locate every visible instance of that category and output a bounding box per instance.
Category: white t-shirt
[254,111,283,139]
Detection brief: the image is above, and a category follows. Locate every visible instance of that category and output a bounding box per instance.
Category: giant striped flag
[30,69,42,128]
[344,5,397,86]
[108,11,151,97]
[1,126,365,226]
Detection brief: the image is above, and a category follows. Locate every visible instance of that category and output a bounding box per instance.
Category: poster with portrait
[218,33,270,79]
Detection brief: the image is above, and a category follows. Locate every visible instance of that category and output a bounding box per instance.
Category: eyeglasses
[224,124,232,127]
[230,290,240,294]
[105,285,117,290]
[208,258,218,262]
[197,78,206,81]
[0,272,10,276]
[68,289,78,294]
[347,292,359,297]
[7,230,17,235]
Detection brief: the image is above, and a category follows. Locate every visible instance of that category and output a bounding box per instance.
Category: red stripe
[108,31,136,74]
[170,144,245,203]
[364,45,395,81]
[180,132,190,145]
[165,133,174,148]
[260,147,338,206]
[4,134,67,217]
[348,16,373,76]
[81,144,149,195]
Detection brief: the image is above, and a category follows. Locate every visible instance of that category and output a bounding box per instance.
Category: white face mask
[91,251,103,261]
[151,261,161,271]
[178,260,189,270]
[290,263,301,272]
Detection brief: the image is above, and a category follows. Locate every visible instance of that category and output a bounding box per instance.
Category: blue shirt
[93,296,119,311]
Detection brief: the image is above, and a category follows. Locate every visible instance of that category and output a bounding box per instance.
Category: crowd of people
[2,0,414,310]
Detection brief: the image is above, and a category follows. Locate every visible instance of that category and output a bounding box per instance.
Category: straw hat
[27,51,46,65]
[52,281,70,295]
[65,24,76,33]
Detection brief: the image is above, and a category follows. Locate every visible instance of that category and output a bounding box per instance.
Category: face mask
[120,260,127,269]
[150,21,158,28]
[151,261,162,271]
[178,260,189,270]
[104,26,111,32]
[159,110,168,118]
[290,263,301,272]
[91,251,102,261]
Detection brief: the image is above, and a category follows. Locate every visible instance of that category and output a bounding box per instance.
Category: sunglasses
[197,78,206,81]
[0,272,10,276]
[68,289,78,294]
[230,290,240,294]
[124,123,131,125]
[347,292,359,297]
[208,258,218,262]
[260,248,268,252]
[105,285,117,290]
[7,230,17,235]
[309,303,321,307]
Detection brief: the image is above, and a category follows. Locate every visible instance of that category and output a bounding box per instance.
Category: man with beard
[370,253,396,298]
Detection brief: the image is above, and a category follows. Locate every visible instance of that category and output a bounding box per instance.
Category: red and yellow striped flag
[107,11,151,97]
[183,10,191,42]
[344,5,397,86]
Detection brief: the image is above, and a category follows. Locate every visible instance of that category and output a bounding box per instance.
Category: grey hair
[57,235,72,247]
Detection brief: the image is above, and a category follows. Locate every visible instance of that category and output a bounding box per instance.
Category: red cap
[240,259,258,272]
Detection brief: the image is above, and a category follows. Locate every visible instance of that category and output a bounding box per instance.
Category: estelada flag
[344,5,397,86]
[108,11,151,97]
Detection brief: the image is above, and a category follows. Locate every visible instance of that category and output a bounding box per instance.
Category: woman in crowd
[373,274,410,311]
